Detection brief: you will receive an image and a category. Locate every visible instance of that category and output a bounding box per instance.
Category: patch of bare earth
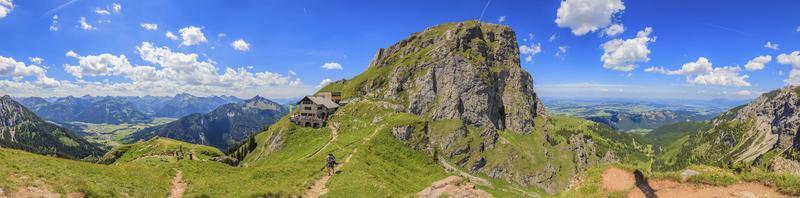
[627,180,785,198]
[601,167,636,192]
[4,186,59,198]
[169,170,187,198]
[417,176,492,198]
[600,168,787,198]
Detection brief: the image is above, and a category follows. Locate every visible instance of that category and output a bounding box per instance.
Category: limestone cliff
[341,20,546,133]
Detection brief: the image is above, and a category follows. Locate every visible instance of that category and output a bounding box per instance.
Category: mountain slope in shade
[0,95,103,159]
[125,96,288,150]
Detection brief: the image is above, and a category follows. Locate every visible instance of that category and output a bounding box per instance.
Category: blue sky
[0,0,799,100]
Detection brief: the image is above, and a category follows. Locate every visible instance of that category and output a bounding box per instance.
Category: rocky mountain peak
[352,20,546,133]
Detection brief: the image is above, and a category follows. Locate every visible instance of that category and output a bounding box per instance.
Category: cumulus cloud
[231,39,250,51]
[28,57,43,64]
[316,78,333,89]
[78,17,95,30]
[555,0,625,36]
[8,42,312,98]
[604,23,625,36]
[165,31,178,40]
[600,27,655,72]
[777,51,800,85]
[0,56,58,87]
[744,55,771,71]
[519,43,541,63]
[764,41,779,50]
[140,23,158,31]
[498,16,506,23]
[63,51,135,79]
[646,57,751,87]
[178,26,207,46]
[321,62,343,70]
[0,0,13,19]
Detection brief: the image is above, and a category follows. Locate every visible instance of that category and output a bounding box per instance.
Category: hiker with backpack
[326,154,338,176]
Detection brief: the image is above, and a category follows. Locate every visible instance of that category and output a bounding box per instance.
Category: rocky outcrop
[713,86,800,162]
[354,20,546,133]
[392,125,414,141]
[768,156,800,176]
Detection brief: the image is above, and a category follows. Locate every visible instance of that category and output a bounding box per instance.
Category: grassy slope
[100,137,224,164]
[0,148,174,197]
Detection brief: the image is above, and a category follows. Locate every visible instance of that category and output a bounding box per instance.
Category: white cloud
[519,43,541,63]
[764,41,779,50]
[646,57,712,75]
[498,16,506,23]
[604,23,625,36]
[178,26,207,46]
[94,8,110,15]
[796,26,800,32]
[321,62,343,70]
[28,57,43,64]
[600,27,654,72]
[112,3,121,14]
[316,78,333,89]
[231,39,250,51]
[0,0,13,19]
[49,15,58,31]
[744,55,771,71]
[0,56,58,87]
[777,51,800,85]
[646,57,751,87]
[556,46,568,58]
[63,51,135,79]
[78,17,95,30]
[3,43,313,98]
[288,70,297,75]
[735,90,751,96]
[555,0,625,36]
[165,31,178,40]
[688,66,750,87]
[548,34,557,42]
[140,23,158,31]
[217,33,226,38]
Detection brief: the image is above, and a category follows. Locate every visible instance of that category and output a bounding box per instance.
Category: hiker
[326,154,338,176]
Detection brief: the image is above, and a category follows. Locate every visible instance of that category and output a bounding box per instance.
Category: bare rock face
[392,125,414,141]
[356,20,546,133]
[713,86,800,162]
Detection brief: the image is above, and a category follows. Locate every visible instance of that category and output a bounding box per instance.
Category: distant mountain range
[17,94,242,124]
[0,96,103,159]
[543,98,743,132]
[125,96,288,150]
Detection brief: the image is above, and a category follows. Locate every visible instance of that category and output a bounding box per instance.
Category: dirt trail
[601,168,636,192]
[627,180,784,198]
[599,168,787,198]
[303,125,384,198]
[418,176,493,198]
[306,123,339,159]
[169,170,187,198]
[437,155,491,187]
